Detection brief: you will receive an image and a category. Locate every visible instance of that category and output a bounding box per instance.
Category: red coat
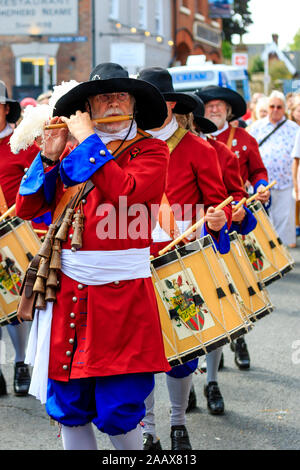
[165,131,232,223]
[207,138,248,201]
[212,126,268,187]
[151,131,232,257]
[16,136,171,381]
[0,134,40,208]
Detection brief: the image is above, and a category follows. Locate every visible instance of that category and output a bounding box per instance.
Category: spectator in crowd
[36,90,53,105]
[292,126,300,237]
[290,97,300,126]
[250,90,299,248]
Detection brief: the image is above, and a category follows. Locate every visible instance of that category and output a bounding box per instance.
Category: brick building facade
[172,0,223,65]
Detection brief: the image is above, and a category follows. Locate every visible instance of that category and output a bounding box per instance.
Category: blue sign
[172,71,214,84]
[48,36,88,43]
[208,0,233,18]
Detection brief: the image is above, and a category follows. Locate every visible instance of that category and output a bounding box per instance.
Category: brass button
[66,351,72,357]
[89,157,96,163]
[69,338,74,344]
[62,365,68,370]
[70,323,76,329]
[72,296,77,302]
[77,284,84,290]
[70,312,75,318]
[114,281,120,285]
[100,150,106,156]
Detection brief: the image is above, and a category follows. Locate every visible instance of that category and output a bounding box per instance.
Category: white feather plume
[9,80,80,154]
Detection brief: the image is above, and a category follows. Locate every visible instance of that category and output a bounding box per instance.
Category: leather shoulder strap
[226,126,236,150]
[166,127,188,154]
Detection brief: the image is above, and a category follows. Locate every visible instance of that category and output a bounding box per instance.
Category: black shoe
[186,385,197,413]
[170,425,192,450]
[0,371,7,396]
[14,362,31,396]
[204,381,224,415]
[232,337,250,370]
[143,433,162,451]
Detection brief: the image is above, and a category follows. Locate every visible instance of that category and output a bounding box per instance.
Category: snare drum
[151,235,251,367]
[241,201,294,286]
[0,217,41,326]
[220,232,273,323]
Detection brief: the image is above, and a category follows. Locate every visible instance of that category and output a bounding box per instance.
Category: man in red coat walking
[16,63,171,450]
[196,86,270,371]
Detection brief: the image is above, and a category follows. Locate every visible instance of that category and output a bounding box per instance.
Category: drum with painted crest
[0,217,41,326]
[151,235,251,367]
[241,201,294,286]
[219,231,273,323]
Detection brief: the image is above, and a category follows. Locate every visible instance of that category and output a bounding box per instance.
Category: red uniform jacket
[0,135,40,208]
[16,136,171,381]
[212,126,268,187]
[207,138,248,201]
[151,131,232,256]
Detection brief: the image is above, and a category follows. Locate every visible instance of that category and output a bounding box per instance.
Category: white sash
[25,247,151,404]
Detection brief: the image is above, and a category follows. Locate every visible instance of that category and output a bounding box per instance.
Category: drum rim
[151,235,212,269]
[0,217,23,238]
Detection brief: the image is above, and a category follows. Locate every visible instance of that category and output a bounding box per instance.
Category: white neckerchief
[211,121,229,137]
[0,123,13,139]
[94,120,137,144]
[147,115,178,142]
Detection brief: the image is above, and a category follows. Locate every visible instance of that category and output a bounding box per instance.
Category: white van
[167,63,251,102]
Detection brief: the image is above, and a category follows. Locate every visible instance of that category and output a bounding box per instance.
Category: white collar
[211,121,229,136]
[0,123,13,139]
[94,120,137,145]
[147,115,179,142]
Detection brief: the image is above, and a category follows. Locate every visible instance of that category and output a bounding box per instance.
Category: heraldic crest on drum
[158,268,215,339]
[0,248,22,303]
[241,233,270,273]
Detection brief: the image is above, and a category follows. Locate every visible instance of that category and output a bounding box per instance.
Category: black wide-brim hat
[53,63,167,130]
[0,80,21,123]
[184,92,217,134]
[138,67,198,115]
[195,86,247,121]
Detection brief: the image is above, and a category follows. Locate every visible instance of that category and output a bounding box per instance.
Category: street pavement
[0,244,300,452]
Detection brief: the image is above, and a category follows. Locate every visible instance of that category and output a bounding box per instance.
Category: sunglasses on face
[269,104,283,110]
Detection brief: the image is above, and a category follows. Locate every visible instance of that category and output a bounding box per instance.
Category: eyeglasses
[97,92,130,103]
[206,102,226,110]
[269,104,283,110]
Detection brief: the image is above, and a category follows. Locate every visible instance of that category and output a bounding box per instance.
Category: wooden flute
[44,114,134,130]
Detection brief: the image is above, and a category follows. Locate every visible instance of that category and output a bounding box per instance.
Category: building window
[109,0,119,20]
[17,57,56,89]
[138,0,147,30]
[154,0,163,36]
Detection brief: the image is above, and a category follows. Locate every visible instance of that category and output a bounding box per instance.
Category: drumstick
[233,197,247,211]
[34,229,48,234]
[246,180,276,205]
[44,114,134,130]
[0,204,16,223]
[158,196,233,256]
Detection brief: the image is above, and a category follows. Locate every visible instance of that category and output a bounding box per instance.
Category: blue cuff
[201,223,230,254]
[253,179,268,193]
[19,153,60,204]
[33,212,52,226]
[230,206,257,235]
[253,179,271,211]
[59,134,114,186]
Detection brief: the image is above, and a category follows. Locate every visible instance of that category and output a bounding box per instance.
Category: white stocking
[109,424,143,450]
[61,423,98,450]
[206,347,223,384]
[142,389,158,441]
[166,374,193,427]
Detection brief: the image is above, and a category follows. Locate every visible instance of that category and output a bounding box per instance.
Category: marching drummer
[15,62,171,451]
[137,67,233,451]
[196,86,270,371]
[0,81,39,397]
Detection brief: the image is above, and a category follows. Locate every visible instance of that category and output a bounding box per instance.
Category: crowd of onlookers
[243,90,300,244]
